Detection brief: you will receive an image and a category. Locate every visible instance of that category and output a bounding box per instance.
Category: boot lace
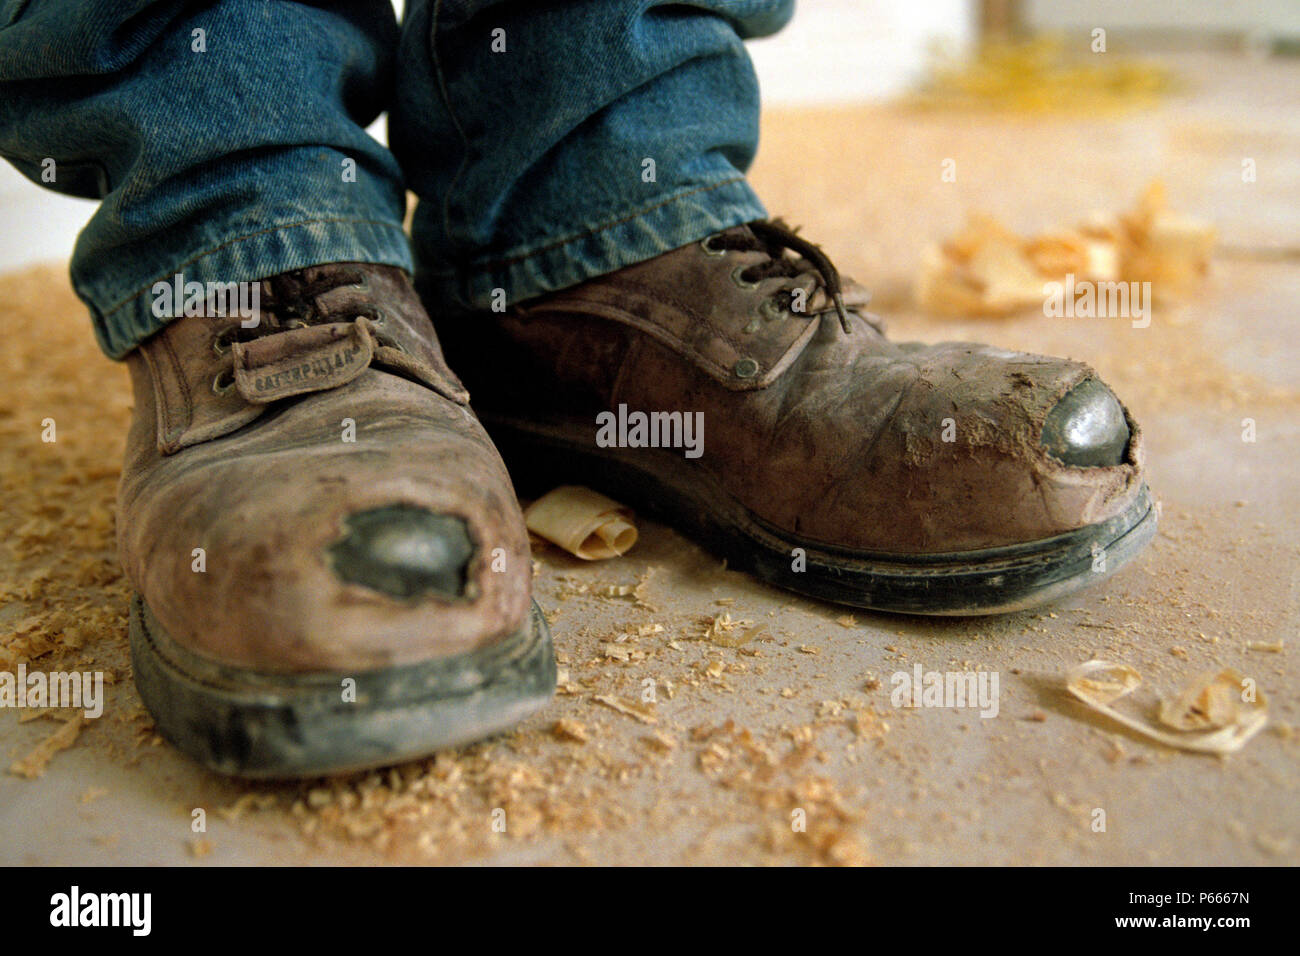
[702,219,855,334]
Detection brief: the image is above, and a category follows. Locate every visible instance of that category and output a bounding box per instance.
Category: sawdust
[593,694,657,725]
[189,561,887,864]
[0,265,134,776]
[203,698,879,865]
[9,712,85,778]
[909,35,1177,116]
[550,719,589,743]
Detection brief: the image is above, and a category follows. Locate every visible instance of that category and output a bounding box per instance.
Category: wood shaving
[1065,660,1267,754]
[524,486,637,560]
[704,613,762,647]
[1245,640,1284,653]
[917,181,1214,317]
[593,694,657,725]
[641,731,677,753]
[1157,669,1260,733]
[9,713,84,779]
[551,719,589,743]
[598,642,644,662]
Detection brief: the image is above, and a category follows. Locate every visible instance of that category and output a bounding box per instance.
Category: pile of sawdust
[0,265,134,777]
[909,35,1177,115]
[202,563,889,864]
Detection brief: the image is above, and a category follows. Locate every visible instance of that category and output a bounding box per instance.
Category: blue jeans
[0,0,792,358]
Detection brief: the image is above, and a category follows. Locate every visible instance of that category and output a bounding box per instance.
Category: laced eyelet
[759,297,786,321]
[730,265,760,290]
[370,308,387,326]
[284,319,309,330]
[699,235,727,257]
[210,327,235,356]
[211,369,236,395]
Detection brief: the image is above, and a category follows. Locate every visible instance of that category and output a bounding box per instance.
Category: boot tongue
[230,265,379,404]
[260,264,366,324]
[232,320,375,404]
[226,264,470,407]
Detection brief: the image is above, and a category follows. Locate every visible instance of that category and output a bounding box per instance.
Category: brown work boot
[436,221,1156,615]
[119,263,553,777]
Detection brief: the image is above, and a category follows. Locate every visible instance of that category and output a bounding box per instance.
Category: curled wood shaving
[1157,669,1258,732]
[1065,660,1267,755]
[525,486,637,560]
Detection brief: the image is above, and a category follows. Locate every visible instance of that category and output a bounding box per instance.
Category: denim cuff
[86,216,413,359]
[417,176,767,314]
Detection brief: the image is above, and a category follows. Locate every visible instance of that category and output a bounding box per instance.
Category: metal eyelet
[210,327,234,356]
[730,265,760,290]
[759,297,786,321]
[284,319,309,330]
[370,307,387,326]
[734,357,760,379]
[699,235,727,257]
[211,369,236,395]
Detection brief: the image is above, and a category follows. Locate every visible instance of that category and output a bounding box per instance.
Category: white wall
[1026,0,1300,37]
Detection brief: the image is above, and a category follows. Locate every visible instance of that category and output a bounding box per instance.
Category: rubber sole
[482,413,1158,616]
[129,595,555,778]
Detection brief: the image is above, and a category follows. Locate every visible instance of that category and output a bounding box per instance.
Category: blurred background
[3,0,1298,272]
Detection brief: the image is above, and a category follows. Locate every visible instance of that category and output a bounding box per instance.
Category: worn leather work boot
[437,221,1157,615]
[119,263,554,777]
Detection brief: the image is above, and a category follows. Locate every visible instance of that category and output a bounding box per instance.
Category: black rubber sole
[482,413,1158,616]
[129,596,555,778]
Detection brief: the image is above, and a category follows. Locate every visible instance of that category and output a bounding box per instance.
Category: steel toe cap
[1041,379,1131,467]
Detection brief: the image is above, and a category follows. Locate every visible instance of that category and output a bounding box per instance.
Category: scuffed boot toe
[328,504,476,601]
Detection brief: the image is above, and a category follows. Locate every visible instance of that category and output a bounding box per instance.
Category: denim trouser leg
[0,1,411,358]
[391,0,794,313]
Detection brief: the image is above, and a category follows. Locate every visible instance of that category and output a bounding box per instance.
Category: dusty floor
[1,52,1297,866]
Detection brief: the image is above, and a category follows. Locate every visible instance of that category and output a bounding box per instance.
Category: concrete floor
[1,51,1296,865]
